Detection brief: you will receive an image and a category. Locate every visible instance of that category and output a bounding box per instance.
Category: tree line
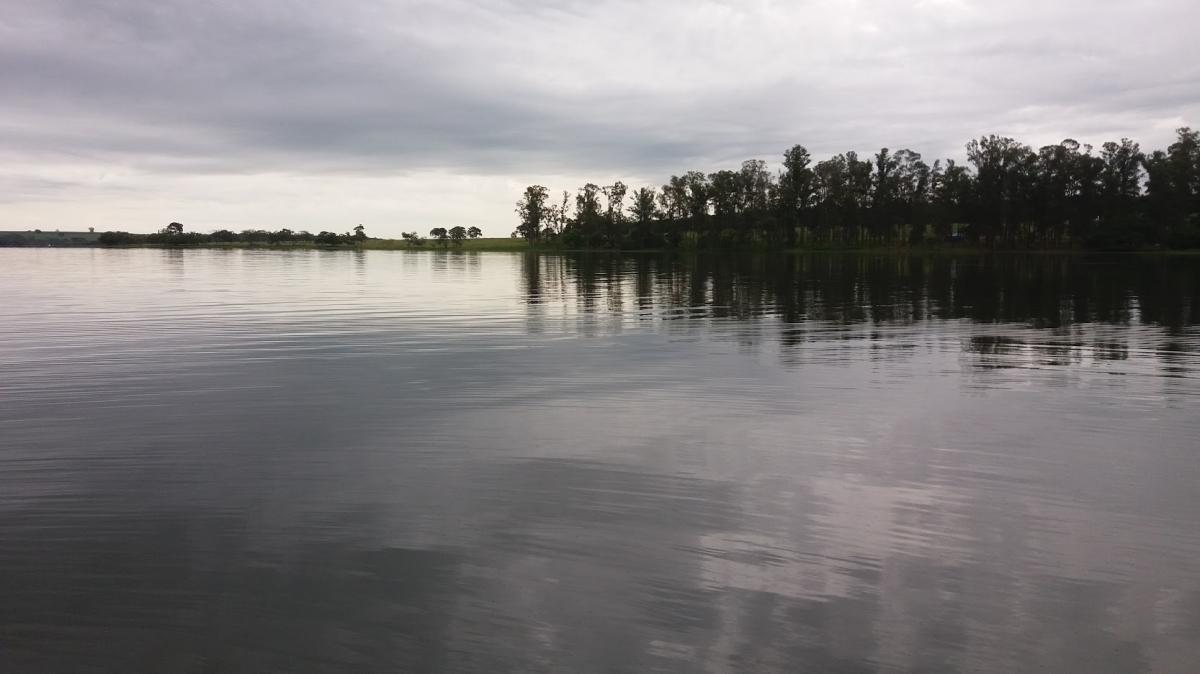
[99,223,370,246]
[97,224,483,247]
[515,128,1200,250]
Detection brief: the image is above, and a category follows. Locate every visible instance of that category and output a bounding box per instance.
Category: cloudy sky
[2,0,1197,236]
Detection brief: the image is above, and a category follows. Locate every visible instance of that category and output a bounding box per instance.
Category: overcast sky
[2,0,1198,236]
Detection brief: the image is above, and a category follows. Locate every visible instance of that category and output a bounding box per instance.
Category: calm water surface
[1,249,1199,673]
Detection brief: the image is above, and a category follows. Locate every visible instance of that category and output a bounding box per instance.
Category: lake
[1,248,1198,673]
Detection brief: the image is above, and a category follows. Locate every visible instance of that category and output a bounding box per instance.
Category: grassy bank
[361,237,532,251]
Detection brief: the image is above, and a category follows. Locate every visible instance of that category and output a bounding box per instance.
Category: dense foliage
[516,128,1200,250]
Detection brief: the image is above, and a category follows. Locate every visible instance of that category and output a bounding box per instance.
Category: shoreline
[4,240,1198,255]
[3,231,1197,255]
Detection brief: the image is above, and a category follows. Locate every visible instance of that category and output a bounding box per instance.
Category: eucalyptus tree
[1093,139,1145,246]
[665,171,711,242]
[893,150,931,243]
[572,183,604,246]
[966,135,1035,246]
[813,154,849,243]
[628,187,659,247]
[684,171,711,224]
[845,151,874,243]
[708,170,741,222]
[1033,141,1075,244]
[1144,127,1200,246]
[871,148,899,243]
[1099,139,1144,204]
[515,185,550,243]
[603,181,628,246]
[727,159,772,241]
[659,176,687,218]
[554,190,571,235]
[659,175,689,244]
[739,159,772,216]
[932,160,973,241]
[778,145,815,244]
[1072,144,1105,245]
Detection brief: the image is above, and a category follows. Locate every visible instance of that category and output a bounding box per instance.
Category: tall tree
[603,181,628,247]
[1093,138,1145,246]
[778,145,815,245]
[894,149,931,244]
[1144,127,1200,246]
[845,151,874,244]
[966,135,1035,246]
[871,148,899,242]
[515,185,550,243]
[628,187,659,247]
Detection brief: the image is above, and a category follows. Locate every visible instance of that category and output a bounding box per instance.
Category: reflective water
[1,249,1199,673]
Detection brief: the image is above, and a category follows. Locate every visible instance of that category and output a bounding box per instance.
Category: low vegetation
[95,223,370,247]
[83,223,496,250]
[0,229,101,246]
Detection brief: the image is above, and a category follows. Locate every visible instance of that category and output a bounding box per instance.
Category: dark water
[2,249,1199,673]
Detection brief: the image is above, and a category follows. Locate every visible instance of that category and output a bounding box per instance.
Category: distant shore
[0,231,529,252]
[3,231,1197,255]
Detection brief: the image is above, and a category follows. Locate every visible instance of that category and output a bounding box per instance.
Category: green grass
[361,237,533,251]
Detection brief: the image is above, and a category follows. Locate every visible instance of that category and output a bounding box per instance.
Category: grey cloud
[0,0,1197,230]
